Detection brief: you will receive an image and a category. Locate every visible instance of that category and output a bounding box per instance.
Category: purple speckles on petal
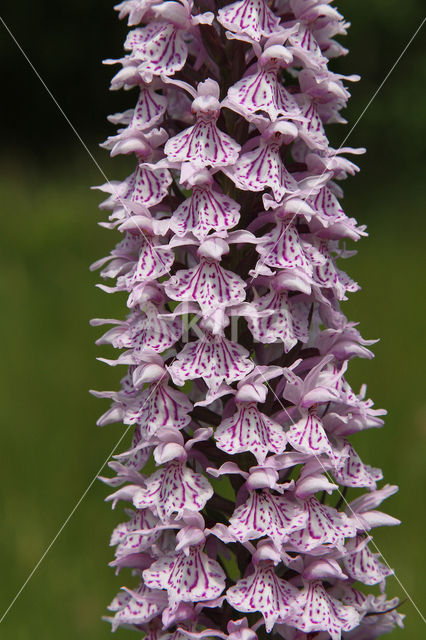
[168,331,254,391]
[286,410,333,458]
[133,461,213,521]
[227,59,301,121]
[226,564,299,632]
[343,536,393,586]
[123,162,172,208]
[165,260,246,313]
[248,288,309,349]
[287,496,356,552]
[170,182,240,240]
[165,120,241,168]
[125,22,188,77]
[288,580,360,640]
[215,403,287,463]
[228,489,307,544]
[218,0,282,42]
[143,545,226,604]
[224,141,299,201]
[109,582,168,631]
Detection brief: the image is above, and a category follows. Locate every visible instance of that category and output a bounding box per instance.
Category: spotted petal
[102,304,181,352]
[343,536,393,586]
[333,443,383,489]
[224,143,298,201]
[228,489,307,544]
[130,85,168,130]
[165,260,246,313]
[122,382,193,436]
[165,121,240,168]
[313,240,359,299]
[226,565,299,632]
[218,0,282,42]
[170,184,240,240]
[227,69,301,121]
[125,241,174,285]
[109,582,168,631]
[133,461,213,521]
[114,0,157,26]
[143,546,226,605]
[248,290,309,349]
[287,411,333,457]
[295,95,329,150]
[287,24,327,71]
[256,221,321,271]
[215,404,287,463]
[134,303,182,351]
[123,163,172,209]
[168,332,254,391]
[288,580,360,640]
[125,23,187,77]
[111,508,161,556]
[307,185,346,226]
[286,497,356,551]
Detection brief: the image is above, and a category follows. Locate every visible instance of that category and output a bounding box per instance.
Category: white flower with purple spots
[143,544,226,606]
[224,120,299,201]
[218,0,282,42]
[226,545,300,631]
[169,171,241,240]
[226,43,301,121]
[133,460,213,521]
[165,80,241,168]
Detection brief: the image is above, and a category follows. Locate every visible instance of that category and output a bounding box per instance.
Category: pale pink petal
[143,546,226,604]
[343,536,393,586]
[133,461,213,520]
[286,497,356,551]
[215,404,287,463]
[288,581,360,640]
[170,184,240,240]
[286,411,333,457]
[109,582,168,631]
[287,24,327,71]
[165,121,240,167]
[165,260,246,313]
[111,508,162,557]
[125,23,187,77]
[256,221,319,271]
[226,564,299,632]
[248,289,309,349]
[295,95,329,150]
[168,332,254,391]
[224,143,298,201]
[126,241,174,284]
[333,443,383,489]
[228,489,307,544]
[122,382,193,436]
[227,69,301,121]
[103,304,181,353]
[130,85,168,129]
[123,162,172,208]
[218,0,282,42]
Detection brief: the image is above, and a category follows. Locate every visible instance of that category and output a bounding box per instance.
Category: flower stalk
[92,1,404,638]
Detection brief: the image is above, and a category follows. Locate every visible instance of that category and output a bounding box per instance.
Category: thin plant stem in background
[92,1,404,638]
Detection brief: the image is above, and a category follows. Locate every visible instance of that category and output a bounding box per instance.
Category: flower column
[93,1,404,639]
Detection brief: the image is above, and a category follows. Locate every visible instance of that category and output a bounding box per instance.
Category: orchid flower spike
[93,1,402,638]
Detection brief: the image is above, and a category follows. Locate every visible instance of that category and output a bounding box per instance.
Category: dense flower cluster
[92,1,404,638]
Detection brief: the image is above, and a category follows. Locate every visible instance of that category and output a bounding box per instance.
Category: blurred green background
[0,1,425,639]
